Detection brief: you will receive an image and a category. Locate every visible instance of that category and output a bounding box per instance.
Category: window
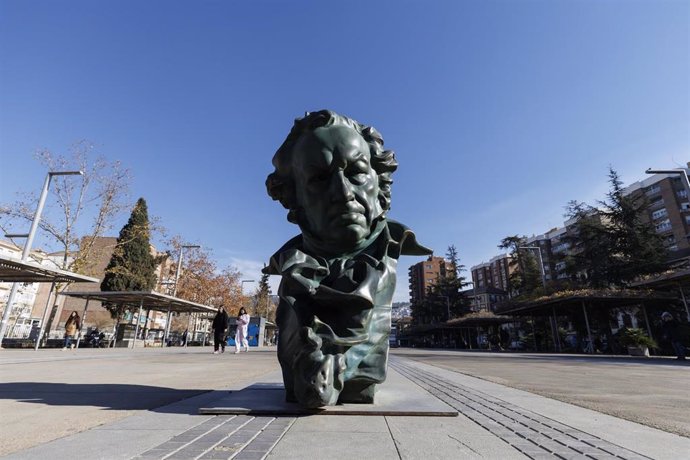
[651,208,668,220]
[678,189,688,198]
[655,219,672,233]
[650,196,664,206]
[645,184,661,195]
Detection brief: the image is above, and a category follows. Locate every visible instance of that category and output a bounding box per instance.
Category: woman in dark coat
[212,306,229,354]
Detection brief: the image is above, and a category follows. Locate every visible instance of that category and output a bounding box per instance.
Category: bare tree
[0,140,131,272]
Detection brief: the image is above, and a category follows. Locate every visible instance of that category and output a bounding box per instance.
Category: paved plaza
[0,347,688,459]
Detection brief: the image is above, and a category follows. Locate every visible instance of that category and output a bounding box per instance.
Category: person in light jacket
[235,307,250,353]
[62,311,81,350]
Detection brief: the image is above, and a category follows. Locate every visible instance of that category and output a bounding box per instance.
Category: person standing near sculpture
[662,312,686,360]
[265,110,431,408]
[62,311,81,350]
[234,307,250,353]
[212,305,229,354]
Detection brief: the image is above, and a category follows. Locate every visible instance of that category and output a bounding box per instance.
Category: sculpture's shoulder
[386,219,433,256]
[263,234,305,275]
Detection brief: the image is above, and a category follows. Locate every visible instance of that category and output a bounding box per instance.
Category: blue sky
[1,0,688,301]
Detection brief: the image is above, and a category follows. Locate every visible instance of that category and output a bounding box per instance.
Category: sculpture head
[266,110,398,255]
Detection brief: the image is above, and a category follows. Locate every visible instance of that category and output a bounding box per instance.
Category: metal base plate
[199,368,458,417]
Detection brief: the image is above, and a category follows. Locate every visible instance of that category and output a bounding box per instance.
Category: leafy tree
[498,235,542,297]
[253,267,276,321]
[563,168,667,288]
[101,198,157,319]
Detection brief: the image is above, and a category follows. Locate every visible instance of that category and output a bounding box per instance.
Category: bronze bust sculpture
[265,110,431,408]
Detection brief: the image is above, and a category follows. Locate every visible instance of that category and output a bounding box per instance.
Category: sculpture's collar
[300,218,387,261]
[264,219,432,276]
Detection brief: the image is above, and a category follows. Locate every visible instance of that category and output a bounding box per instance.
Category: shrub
[618,328,657,349]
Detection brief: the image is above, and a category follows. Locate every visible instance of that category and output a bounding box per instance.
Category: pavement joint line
[391,358,655,460]
[190,416,259,460]
[144,415,241,460]
[383,416,404,460]
[163,416,242,459]
[226,417,277,460]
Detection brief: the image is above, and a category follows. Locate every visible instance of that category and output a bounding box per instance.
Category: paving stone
[234,451,267,460]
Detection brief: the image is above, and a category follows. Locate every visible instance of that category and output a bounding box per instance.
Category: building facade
[623,168,690,256]
[408,256,446,304]
[470,254,513,293]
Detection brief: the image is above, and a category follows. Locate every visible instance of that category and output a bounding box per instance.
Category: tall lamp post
[266,294,279,320]
[165,244,200,346]
[0,170,84,347]
[241,280,255,312]
[646,167,690,322]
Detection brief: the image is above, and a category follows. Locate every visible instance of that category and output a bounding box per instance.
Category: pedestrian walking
[212,305,229,354]
[62,311,81,351]
[234,307,250,354]
[661,312,686,360]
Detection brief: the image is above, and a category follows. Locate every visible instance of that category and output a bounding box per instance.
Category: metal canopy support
[34,282,56,351]
[552,306,562,352]
[548,313,558,353]
[75,298,91,349]
[132,299,144,350]
[581,301,593,354]
[143,308,151,345]
[678,284,690,322]
[184,307,192,347]
[163,307,172,347]
[641,303,654,342]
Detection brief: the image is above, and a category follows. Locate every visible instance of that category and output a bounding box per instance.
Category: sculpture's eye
[308,171,330,185]
[346,160,369,185]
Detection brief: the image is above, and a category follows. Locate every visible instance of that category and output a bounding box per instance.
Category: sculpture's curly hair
[266,110,398,224]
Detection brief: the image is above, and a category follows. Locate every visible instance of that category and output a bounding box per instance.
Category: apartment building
[474,166,690,290]
[470,254,512,292]
[622,168,690,256]
[463,286,509,312]
[408,255,446,304]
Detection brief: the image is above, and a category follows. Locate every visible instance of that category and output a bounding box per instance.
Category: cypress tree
[101,198,157,317]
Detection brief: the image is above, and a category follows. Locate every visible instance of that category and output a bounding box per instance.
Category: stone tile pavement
[3,355,689,460]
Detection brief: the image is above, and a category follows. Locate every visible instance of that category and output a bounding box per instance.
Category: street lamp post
[0,171,83,347]
[646,167,690,322]
[240,280,258,309]
[241,280,255,294]
[645,168,690,193]
[266,294,279,320]
[165,244,200,346]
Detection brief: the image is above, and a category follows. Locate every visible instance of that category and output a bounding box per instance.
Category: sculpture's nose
[330,171,355,203]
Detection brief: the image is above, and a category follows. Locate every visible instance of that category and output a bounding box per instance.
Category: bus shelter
[60,291,216,349]
[0,253,99,348]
